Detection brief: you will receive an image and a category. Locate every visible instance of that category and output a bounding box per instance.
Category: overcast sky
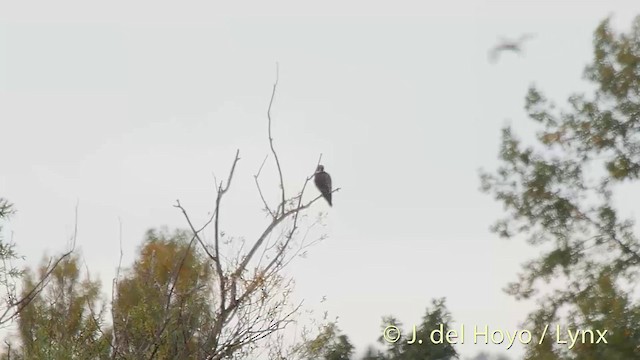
[2,1,640,359]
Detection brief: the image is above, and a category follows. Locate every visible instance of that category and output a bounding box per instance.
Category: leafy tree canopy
[481,15,640,358]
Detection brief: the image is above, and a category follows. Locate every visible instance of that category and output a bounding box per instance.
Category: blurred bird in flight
[488,33,536,64]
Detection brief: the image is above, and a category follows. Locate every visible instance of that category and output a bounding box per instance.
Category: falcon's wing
[314,172,332,194]
[325,173,332,193]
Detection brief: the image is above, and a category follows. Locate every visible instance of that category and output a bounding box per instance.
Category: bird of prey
[314,165,332,206]
[488,33,536,64]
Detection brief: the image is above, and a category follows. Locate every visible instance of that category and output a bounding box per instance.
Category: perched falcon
[314,165,332,206]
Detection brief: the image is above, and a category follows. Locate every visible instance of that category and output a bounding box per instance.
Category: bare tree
[179,66,340,360]
[110,66,340,360]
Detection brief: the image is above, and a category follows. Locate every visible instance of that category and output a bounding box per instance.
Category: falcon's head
[316,165,325,172]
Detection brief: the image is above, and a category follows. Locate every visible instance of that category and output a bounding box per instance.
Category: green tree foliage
[361,346,385,360]
[392,298,458,360]
[301,322,355,360]
[0,228,216,359]
[0,225,316,359]
[480,15,640,358]
[0,198,75,335]
[111,228,215,359]
[562,272,640,359]
[0,198,22,305]
[297,299,458,360]
[367,298,459,360]
[3,254,111,359]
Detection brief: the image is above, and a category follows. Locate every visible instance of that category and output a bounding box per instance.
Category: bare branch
[174,150,241,355]
[267,63,286,216]
[254,154,275,218]
[174,200,217,262]
[84,261,121,359]
[232,187,340,314]
[110,217,125,359]
[214,149,241,312]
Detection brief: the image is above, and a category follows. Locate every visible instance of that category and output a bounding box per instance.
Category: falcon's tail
[323,192,332,207]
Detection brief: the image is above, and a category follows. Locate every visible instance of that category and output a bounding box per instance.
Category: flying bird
[314,165,332,206]
[488,33,536,64]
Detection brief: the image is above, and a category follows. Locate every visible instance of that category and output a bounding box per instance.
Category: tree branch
[267,63,286,216]
[254,154,275,218]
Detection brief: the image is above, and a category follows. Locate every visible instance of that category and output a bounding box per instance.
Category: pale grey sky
[1,1,639,359]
